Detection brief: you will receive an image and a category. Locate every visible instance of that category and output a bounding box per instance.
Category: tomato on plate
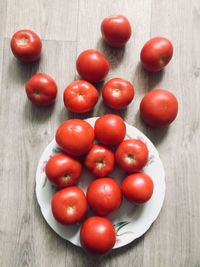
[122,172,154,203]
[55,119,94,156]
[115,139,148,173]
[86,178,122,216]
[140,89,178,127]
[102,78,135,109]
[76,49,110,83]
[85,144,115,177]
[51,186,87,225]
[63,80,99,113]
[10,29,42,62]
[101,15,132,47]
[45,153,82,188]
[25,73,58,106]
[80,216,116,254]
[94,114,126,145]
[140,37,173,72]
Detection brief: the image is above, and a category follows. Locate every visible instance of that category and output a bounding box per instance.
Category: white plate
[36,117,165,249]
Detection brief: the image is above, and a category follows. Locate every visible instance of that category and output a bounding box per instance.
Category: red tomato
[115,139,148,173]
[25,73,58,106]
[76,49,110,83]
[140,89,178,127]
[86,178,122,216]
[10,29,42,62]
[63,80,99,113]
[122,173,154,203]
[55,119,94,156]
[102,78,135,109]
[45,153,82,188]
[85,144,114,177]
[94,114,126,145]
[51,186,87,225]
[140,37,173,72]
[80,216,116,254]
[101,15,132,47]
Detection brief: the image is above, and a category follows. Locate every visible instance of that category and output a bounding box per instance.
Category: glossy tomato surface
[122,172,154,203]
[25,73,58,106]
[140,89,178,127]
[102,78,135,109]
[55,119,94,156]
[51,187,87,225]
[140,37,173,72]
[10,29,42,62]
[76,49,109,83]
[101,15,132,47]
[63,80,98,113]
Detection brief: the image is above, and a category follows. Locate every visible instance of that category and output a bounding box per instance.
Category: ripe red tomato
[115,139,148,173]
[45,153,82,188]
[86,178,122,216]
[55,119,94,156]
[140,89,178,127]
[25,73,58,106]
[102,78,135,109]
[101,15,132,47]
[85,144,114,177]
[140,37,173,72]
[10,29,42,62]
[51,186,87,225]
[63,80,99,113]
[76,49,110,83]
[94,114,126,145]
[122,172,154,203]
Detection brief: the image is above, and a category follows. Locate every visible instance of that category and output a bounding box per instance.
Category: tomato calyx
[96,159,106,169]
[112,88,121,96]
[61,173,71,183]
[125,154,135,164]
[17,37,28,46]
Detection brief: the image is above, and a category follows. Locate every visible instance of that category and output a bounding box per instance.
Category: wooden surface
[0,0,200,266]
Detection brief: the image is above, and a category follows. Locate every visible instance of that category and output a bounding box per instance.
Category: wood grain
[0,0,200,266]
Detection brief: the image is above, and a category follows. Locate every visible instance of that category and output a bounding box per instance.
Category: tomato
[140,37,173,72]
[94,114,126,145]
[55,119,94,156]
[80,216,116,254]
[51,187,87,225]
[76,49,110,83]
[25,73,58,106]
[85,144,114,177]
[86,178,122,216]
[10,29,42,63]
[140,89,178,127]
[122,173,154,203]
[45,153,82,188]
[63,80,99,113]
[102,78,134,109]
[101,15,132,47]
[115,139,148,173]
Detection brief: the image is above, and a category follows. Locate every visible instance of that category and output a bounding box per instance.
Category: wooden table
[0,1,199,266]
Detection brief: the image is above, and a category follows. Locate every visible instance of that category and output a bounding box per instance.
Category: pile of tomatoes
[10,14,179,254]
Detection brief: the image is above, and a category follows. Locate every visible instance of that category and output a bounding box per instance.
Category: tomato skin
[102,78,135,109]
[45,153,82,188]
[25,73,57,106]
[101,15,132,47]
[63,80,99,113]
[94,114,126,145]
[140,37,173,72]
[122,173,154,203]
[140,89,178,128]
[55,119,94,156]
[76,49,110,83]
[86,178,122,216]
[85,145,115,177]
[115,139,148,173]
[80,216,116,254]
[51,187,87,225]
[10,29,42,62]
